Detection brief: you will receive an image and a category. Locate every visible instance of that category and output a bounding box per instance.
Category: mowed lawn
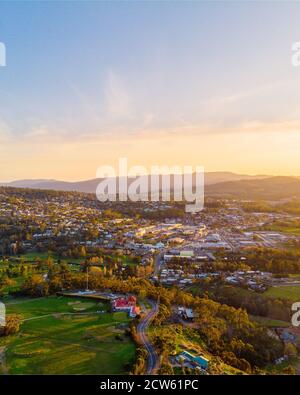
[264,285,300,301]
[1,296,136,374]
[5,296,100,319]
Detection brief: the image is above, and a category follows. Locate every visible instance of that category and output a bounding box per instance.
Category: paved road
[137,300,160,374]
[154,252,164,277]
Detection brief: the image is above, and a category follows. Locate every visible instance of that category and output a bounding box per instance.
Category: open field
[5,296,102,319]
[120,255,137,267]
[264,285,300,301]
[0,296,136,374]
[8,252,85,264]
[250,315,290,328]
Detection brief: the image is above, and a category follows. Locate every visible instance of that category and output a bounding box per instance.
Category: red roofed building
[111,295,140,317]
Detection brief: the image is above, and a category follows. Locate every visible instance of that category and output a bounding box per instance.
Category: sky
[1,1,300,181]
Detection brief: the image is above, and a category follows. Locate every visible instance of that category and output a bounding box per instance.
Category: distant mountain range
[0,172,269,191]
[1,172,300,200]
[206,176,300,200]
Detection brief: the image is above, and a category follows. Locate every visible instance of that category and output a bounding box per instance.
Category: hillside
[0,172,269,193]
[206,176,300,200]
[2,174,300,201]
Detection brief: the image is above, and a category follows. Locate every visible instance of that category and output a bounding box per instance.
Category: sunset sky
[1,1,300,181]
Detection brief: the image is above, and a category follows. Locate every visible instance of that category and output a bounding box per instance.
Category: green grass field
[120,256,137,267]
[5,252,85,265]
[0,296,136,374]
[264,285,300,301]
[250,315,290,328]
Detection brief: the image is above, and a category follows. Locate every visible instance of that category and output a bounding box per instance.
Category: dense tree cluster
[0,314,21,337]
[218,248,300,274]
[211,285,291,321]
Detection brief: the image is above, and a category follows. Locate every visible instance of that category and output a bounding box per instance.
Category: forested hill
[206,176,300,200]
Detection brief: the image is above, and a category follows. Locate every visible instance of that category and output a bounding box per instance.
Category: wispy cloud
[105,70,133,120]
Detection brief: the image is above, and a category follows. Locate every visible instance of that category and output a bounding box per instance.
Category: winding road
[137,300,160,374]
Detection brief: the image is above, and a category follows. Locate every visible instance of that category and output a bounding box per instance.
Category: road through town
[137,300,160,374]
